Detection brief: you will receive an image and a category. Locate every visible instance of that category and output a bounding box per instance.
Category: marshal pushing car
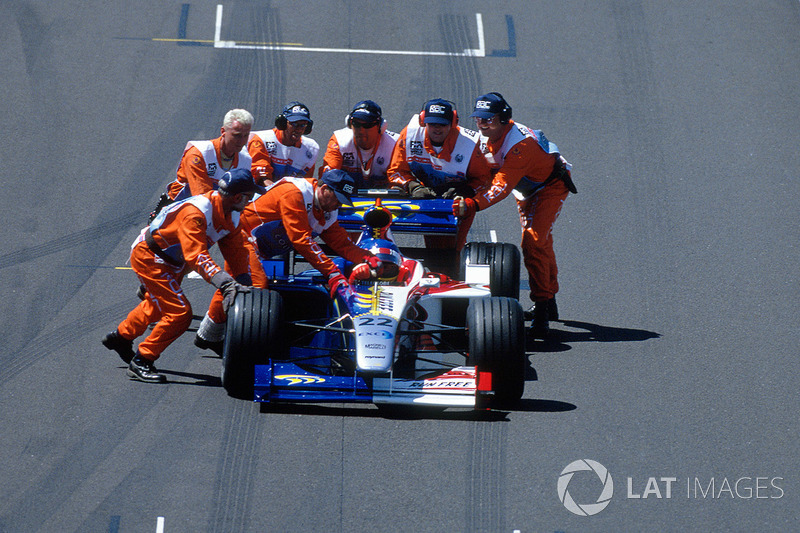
[221,194,526,410]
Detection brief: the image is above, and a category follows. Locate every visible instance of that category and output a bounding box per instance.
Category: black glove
[551,156,577,194]
[211,271,251,313]
[407,180,436,199]
[442,183,476,199]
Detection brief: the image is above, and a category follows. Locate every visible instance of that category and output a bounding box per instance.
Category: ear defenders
[275,101,313,134]
[345,100,387,134]
[488,92,512,123]
[418,99,459,127]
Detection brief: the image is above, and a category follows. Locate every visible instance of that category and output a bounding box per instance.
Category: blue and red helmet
[361,238,402,279]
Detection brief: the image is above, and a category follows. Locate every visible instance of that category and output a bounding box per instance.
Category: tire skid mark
[439,14,483,111]
[0,212,142,270]
[18,366,199,532]
[207,5,283,532]
[438,12,486,241]
[0,298,137,385]
[466,421,507,532]
[209,401,263,533]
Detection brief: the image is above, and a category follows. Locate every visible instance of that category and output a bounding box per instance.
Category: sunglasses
[352,120,379,129]
[473,116,499,125]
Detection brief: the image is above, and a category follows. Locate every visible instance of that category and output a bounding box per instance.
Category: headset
[345,100,387,134]
[275,101,313,134]
[418,99,458,127]
[488,92,512,123]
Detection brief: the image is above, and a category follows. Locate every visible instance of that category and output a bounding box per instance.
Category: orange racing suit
[166,137,252,201]
[117,191,249,361]
[387,115,492,249]
[239,177,372,287]
[320,127,399,189]
[472,121,573,301]
[247,128,319,186]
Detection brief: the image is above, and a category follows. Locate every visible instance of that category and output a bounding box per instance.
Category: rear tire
[460,242,521,298]
[466,297,526,407]
[222,289,284,400]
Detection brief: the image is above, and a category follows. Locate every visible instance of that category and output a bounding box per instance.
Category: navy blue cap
[218,168,266,195]
[283,102,312,123]
[320,169,355,206]
[470,93,509,119]
[422,99,455,125]
[350,100,382,125]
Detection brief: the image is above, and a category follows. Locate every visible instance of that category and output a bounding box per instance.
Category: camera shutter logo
[557,460,614,516]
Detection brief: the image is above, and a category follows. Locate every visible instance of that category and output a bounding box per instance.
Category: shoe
[528,301,550,339]
[547,297,559,321]
[127,353,166,383]
[194,334,223,357]
[102,330,135,364]
[524,298,559,321]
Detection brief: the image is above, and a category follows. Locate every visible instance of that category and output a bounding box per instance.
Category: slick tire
[460,242,521,299]
[222,288,284,400]
[466,296,526,408]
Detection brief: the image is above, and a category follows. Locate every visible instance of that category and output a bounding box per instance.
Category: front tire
[460,242,521,298]
[466,297,525,407]
[222,288,284,399]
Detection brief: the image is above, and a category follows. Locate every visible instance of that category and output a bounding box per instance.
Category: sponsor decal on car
[275,375,327,385]
[364,343,387,350]
[396,368,477,391]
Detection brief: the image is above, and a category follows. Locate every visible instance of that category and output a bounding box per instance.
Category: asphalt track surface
[1,1,798,531]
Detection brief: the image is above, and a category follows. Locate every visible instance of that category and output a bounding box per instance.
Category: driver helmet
[363,239,402,281]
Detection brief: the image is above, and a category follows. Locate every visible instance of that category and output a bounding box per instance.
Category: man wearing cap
[248,101,320,187]
[387,98,492,249]
[455,92,577,337]
[102,169,263,382]
[239,169,379,298]
[319,100,400,189]
[160,109,254,207]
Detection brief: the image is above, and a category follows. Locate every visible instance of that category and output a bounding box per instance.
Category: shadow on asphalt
[527,319,661,354]
[258,402,512,421]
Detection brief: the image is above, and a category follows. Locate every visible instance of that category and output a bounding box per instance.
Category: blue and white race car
[222,195,525,410]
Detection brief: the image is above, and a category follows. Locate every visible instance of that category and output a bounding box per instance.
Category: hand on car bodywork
[327,271,353,300]
[407,180,436,199]
[452,196,478,218]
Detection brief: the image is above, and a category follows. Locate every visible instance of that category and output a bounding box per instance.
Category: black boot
[547,297,559,321]
[529,301,550,339]
[194,335,223,357]
[102,330,135,364]
[127,353,166,383]
[524,298,559,321]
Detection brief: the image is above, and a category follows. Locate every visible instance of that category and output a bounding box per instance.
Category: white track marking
[214,5,484,57]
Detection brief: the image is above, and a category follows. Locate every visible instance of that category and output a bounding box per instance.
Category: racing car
[221,194,526,410]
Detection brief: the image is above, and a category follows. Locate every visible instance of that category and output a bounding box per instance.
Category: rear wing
[337,190,457,236]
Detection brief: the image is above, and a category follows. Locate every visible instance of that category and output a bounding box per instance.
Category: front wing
[254,363,482,407]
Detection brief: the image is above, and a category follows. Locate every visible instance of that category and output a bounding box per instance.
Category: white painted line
[156,516,165,533]
[214,4,235,48]
[468,13,485,56]
[214,4,485,57]
[490,230,498,243]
